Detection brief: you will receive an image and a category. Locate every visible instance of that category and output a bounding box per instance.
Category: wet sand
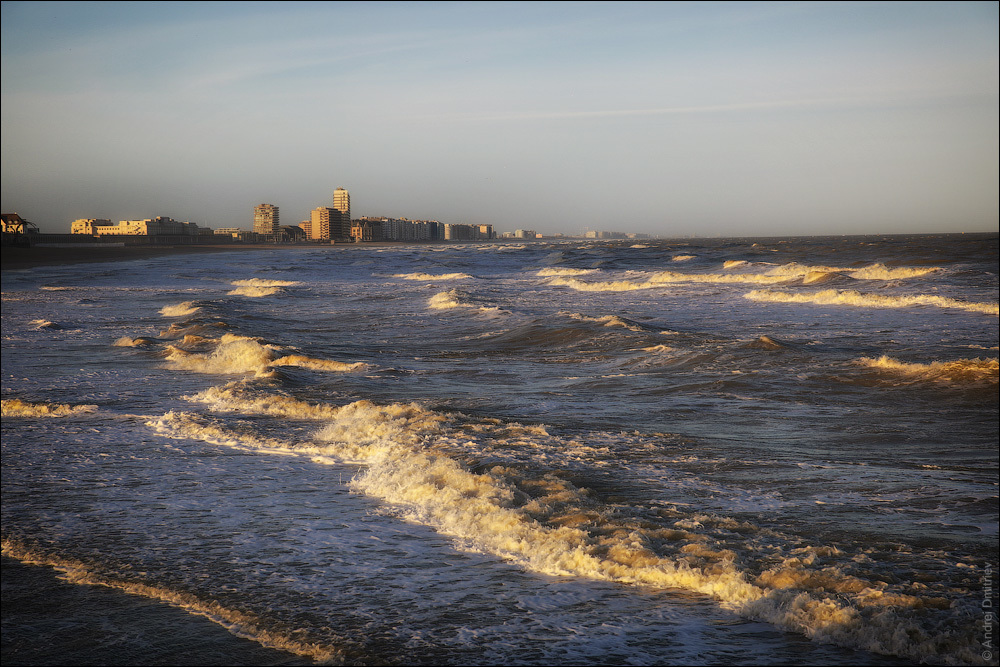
[1,556,310,666]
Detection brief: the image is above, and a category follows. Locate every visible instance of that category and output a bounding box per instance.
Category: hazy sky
[2,1,997,237]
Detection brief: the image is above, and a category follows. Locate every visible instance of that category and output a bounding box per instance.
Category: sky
[1,1,997,238]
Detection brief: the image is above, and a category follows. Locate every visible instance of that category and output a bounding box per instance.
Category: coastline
[1,244,299,270]
[0,239,514,270]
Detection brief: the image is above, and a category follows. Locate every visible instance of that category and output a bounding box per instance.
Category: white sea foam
[856,356,999,384]
[230,279,301,287]
[393,272,473,281]
[163,334,365,376]
[149,393,976,663]
[164,334,278,376]
[845,263,941,280]
[429,290,465,309]
[760,262,941,281]
[113,336,156,347]
[1,398,98,418]
[547,276,661,292]
[28,319,62,329]
[536,268,597,277]
[184,383,346,420]
[428,289,507,316]
[159,301,201,317]
[671,255,697,262]
[227,279,301,297]
[269,355,368,373]
[547,270,792,292]
[744,289,999,315]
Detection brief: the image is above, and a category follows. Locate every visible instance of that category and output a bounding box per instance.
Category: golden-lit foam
[149,392,983,663]
[857,355,999,384]
[1,398,98,418]
[536,268,597,277]
[164,334,277,376]
[270,355,368,373]
[161,334,365,377]
[227,279,301,297]
[745,288,999,315]
[159,301,201,317]
[393,272,473,280]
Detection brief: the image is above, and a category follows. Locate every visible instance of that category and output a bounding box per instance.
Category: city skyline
[2,2,997,237]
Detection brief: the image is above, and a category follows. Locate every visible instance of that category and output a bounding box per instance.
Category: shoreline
[0,238,525,270]
[0,555,310,666]
[1,243,317,270]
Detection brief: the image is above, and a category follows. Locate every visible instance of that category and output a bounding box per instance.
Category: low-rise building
[71,217,212,236]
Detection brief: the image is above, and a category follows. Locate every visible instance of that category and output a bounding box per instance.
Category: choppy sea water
[2,234,997,666]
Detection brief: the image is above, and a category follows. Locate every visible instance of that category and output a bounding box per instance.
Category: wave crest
[159,301,201,317]
[744,289,999,315]
[1,398,98,418]
[394,272,473,281]
[857,356,999,384]
[146,396,984,664]
[536,268,597,277]
[164,334,278,376]
[228,279,301,298]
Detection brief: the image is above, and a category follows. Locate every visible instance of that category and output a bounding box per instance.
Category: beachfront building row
[350,217,495,242]
[583,230,651,240]
[301,207,351,242]
[71,217,213,237]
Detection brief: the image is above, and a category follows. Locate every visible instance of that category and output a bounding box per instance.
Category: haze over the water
[1,1,997,237]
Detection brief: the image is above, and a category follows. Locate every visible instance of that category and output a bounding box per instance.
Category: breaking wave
[759,262,941,281]
[536,268,597,277]
[1,398,98,418]
[393,272,473,281]
[744,289,999,315]
[269,355,368,373]
[28,319,62,329]
[113,336,156,347]
[227,279,301,297]
[159,301,201,317]
[564,312,664,332]
[163,334,365,376]
[428,289,507,316]
[857,356,999,385]
[545,260,942,293]
[164,334,279,376]
[146,393,982,664]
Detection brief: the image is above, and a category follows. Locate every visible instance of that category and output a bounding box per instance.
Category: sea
[2,233,997,666]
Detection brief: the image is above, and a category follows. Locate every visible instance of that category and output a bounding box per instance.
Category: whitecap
[159,301,200,317]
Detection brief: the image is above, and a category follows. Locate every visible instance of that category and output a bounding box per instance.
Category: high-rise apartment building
[333,188,350,225]
[253,204,280,237]
[308,207,339,241]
